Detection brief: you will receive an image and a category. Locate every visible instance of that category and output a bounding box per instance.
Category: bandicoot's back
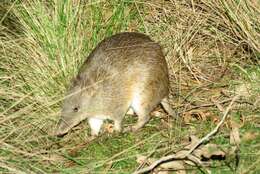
[56,32,172,137]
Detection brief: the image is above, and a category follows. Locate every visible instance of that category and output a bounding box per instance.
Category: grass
[0,0,259,173]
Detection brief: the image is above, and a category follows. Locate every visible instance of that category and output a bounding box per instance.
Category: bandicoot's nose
[55,126,66,137]
[55,131,67,138]
[55,120,69,137]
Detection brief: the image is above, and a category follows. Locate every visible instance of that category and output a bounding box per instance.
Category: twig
[211,98,225,112]
[181,98,253,113]
[184,98,232,112]
[133,95,239,174]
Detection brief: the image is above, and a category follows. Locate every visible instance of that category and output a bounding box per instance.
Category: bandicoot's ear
[72,75,82,86]
[70,74,88,90]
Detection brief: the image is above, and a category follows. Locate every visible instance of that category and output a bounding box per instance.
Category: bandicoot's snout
[55,132,67,138]
[55,119,71,137]
[55,115,84,137]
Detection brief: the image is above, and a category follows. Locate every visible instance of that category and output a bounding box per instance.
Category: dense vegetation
[0,0,259,173]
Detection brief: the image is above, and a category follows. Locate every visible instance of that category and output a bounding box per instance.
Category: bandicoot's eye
[73,107,79,112]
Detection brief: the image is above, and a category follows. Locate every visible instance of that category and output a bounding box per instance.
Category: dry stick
[184,98,253,113]
[133,95,240,174]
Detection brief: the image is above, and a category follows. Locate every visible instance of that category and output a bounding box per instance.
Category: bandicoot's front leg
[88,117,104,137]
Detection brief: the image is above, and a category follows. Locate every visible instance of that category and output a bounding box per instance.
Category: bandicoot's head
[55,81,97,136]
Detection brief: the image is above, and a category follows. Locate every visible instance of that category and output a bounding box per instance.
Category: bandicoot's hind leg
[131,109,150,131]
[161,97,176,117]
[114,117,123,133]
[130,92,160,131]
[111,102,131,133]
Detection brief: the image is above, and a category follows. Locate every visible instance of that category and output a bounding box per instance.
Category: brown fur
[55,32,173,137]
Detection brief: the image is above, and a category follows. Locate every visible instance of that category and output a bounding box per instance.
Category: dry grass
[0,0,259,173]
